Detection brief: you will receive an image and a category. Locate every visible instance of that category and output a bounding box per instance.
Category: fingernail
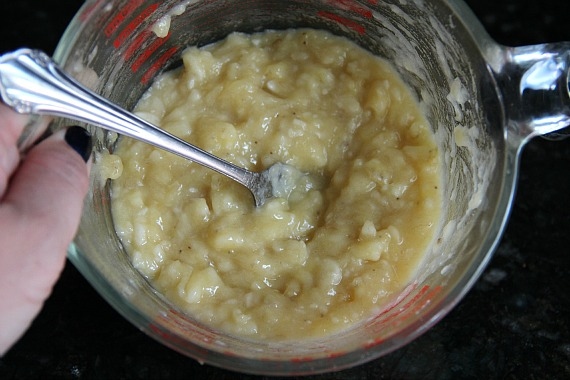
[65,126,93,162]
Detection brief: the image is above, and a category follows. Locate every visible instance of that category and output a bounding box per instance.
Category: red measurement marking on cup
[100,0,178,84]
[290,356,316,363]
[317,11,366,35]
[131,33,170,72]
[319,0,374,35]
[326,0,374,18]
[123,30,152,61]
[104,0,145,38]
[141,46,178,84]
[372,282,416,318]
[113,3,159,49]
[395,285,442,320]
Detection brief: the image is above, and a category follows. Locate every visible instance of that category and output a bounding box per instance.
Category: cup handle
[492,42,570,142]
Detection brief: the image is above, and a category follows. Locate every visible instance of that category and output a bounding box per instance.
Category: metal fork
[0,48,303,206]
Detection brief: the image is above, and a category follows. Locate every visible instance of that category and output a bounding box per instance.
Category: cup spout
[492,43,570,142]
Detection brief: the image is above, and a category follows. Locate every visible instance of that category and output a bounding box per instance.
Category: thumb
[0,126,92,355]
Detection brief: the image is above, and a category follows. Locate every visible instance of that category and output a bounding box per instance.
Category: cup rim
[59,0,520,375]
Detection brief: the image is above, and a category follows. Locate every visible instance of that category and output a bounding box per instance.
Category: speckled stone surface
[0,1,569,379]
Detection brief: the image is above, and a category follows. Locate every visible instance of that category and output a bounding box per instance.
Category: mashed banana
[110,29,441,340]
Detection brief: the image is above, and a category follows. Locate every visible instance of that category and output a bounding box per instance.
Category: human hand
[0,103,92,355]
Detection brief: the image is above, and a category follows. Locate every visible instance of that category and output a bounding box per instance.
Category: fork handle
[0,48,254,186]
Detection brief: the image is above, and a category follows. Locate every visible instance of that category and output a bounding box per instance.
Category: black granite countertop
[1,1,569,379]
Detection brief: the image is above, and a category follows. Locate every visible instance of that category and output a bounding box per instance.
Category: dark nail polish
[65,126,93,162]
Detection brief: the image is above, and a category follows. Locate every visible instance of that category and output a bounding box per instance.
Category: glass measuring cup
[51,0,570,375]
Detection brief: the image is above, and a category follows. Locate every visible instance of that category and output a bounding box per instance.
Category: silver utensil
[0,48,303,207]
